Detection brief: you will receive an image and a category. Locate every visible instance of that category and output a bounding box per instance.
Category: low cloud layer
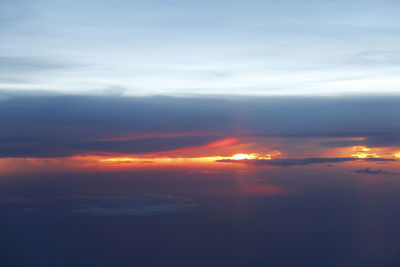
[0,94,399,158]
[0,135,221,158]
[353,167,400,175]
[218,157,396,167]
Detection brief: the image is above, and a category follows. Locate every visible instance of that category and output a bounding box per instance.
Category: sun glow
[351,146,380,159]
[97,152,280,166]
[98,156,227,165]
[100,158,138,163]
[395,152,400,158]
[231,154,258,160]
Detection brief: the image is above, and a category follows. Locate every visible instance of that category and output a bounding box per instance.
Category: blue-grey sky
[1,0,400,96]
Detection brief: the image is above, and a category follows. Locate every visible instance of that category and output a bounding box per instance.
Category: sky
[1,1,400,266]
[0,95,399,173]
[1,0,400,96]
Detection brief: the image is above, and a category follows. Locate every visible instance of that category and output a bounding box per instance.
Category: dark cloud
[362,158,396,162]
[218,157,396,167]
[321,134,400,148]
[0,135,221,158]
[0,94,400,157]
[218,157,357,166]
[353,167,400,175]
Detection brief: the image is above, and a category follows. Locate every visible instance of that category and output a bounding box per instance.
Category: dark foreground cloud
[0,94,400,158]
[218,157,396,167]
[353,167,400,175]
[321,134,400,148]
[0,135,221,158]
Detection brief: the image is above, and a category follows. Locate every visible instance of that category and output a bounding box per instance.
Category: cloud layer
[218,157,396,167]
[0,94,399,158]
[353,167,400,175]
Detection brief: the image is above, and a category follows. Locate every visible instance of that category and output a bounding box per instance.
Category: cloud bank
[353,167,400,175]
[0,94,399,158]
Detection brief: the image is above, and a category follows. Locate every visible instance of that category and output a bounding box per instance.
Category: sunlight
[231,154,258,160]
[351,146,380,159]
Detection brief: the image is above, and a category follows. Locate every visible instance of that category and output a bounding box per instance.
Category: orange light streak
[231,154,258,160]
[98,152,280,166]
[206,138,238,148]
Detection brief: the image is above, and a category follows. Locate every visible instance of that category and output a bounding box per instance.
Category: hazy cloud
[0,56,70,72]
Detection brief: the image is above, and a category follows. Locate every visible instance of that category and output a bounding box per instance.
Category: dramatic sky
[1,1,400,266]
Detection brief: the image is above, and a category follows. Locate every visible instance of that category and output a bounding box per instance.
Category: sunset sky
[1,1,400,266]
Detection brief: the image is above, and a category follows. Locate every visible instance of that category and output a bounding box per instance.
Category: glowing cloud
[97,151,281,166]
[231,154,258,160]
[351,146,380,159]
[206,138,238,148]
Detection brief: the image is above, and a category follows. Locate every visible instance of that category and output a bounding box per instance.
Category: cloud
[353,167,400,175]
[321,134,400,148]
[217,157,396,167]
[0,94,400,158]
[0,56,79,87]
[0,135,223,158]
[0,56,70,72]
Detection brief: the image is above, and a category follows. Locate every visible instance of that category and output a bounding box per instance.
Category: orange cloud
[351,146,381,159]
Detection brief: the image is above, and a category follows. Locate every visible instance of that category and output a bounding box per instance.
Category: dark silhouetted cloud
[218,157,357,166]
[353,167,400,175]
[0,94,400,158]
[321,134,400,148]
[0,135,221,158]
[218,157,396,167]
